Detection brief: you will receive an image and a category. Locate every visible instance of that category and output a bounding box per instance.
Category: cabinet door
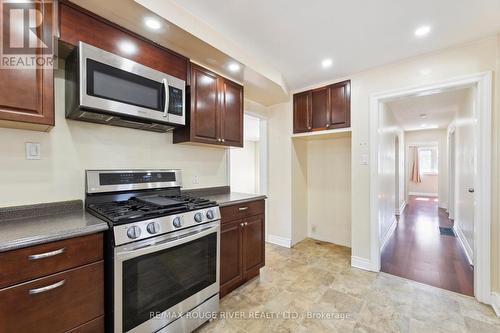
[190,65,220,144]
[311,86,330,131]
[0,1,54,129]
[293,91,312,133]
[243,214,265,275]
[220,78,243,147]
[220,219,244,296]
[329,80,351,128]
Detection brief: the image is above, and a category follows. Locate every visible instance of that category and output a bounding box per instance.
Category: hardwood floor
[381,196,474,296]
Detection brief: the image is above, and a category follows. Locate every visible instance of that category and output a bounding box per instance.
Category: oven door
[79,42,185,126]
[114,222,220,333]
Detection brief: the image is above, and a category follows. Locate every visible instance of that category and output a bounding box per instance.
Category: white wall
[452,88,476,261]
[378,104,404,243]
[230,140,259,194]
[0,67,229,207]
[291,139,308,245]
[405,129,449,205]
[306,136,352,247]
[259,36,500,291]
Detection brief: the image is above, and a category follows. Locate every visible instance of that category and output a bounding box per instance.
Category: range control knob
[194,212,203,223]
[172,217,182,228]
[127,226,141,239]
[147,222,160,234]
[206,209,214,220]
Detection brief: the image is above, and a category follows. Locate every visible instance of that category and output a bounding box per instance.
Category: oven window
[122,233,217,332]
[87,59,163,111]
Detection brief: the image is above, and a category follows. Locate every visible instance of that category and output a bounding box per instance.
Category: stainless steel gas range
[85,169,220,333]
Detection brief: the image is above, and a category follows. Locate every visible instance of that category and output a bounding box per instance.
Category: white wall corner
[491,292,500,317]
[453,224,474,265]
[351,256,379,272]
[266,234,292,248]
[380,216,397,251]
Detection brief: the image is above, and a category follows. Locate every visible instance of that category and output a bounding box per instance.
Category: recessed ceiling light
[415,25,431,37]
[321,58,333,68]
[118,40,137,55]
[144,17,161,30]
[420,123,427,127]
[228,62,241,72]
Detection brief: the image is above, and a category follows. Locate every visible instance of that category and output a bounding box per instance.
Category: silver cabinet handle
[221,138,225,142]
[29,280,65,295]
[162,78,169,118]
[326,123,330,127]
[240,223,244,227]
[238,207,249,211]
[244,222,248,226]
[28,247,65,261]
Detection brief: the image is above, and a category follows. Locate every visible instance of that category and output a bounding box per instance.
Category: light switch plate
[25,142,41,160]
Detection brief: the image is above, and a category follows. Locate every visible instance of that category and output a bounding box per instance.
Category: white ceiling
[386,88,469,131]
[171,0,500,90]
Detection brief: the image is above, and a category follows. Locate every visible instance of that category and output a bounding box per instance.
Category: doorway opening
[369,72,492,303]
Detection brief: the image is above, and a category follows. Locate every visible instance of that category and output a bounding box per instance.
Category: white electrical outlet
[193,175,200,184]
[25,142,41,160]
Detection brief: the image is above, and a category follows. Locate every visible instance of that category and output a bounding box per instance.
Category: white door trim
[369,72,492,304]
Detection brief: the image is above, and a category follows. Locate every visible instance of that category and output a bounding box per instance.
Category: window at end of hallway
[418,147,438,175]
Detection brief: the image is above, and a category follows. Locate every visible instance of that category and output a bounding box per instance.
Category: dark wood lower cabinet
[0,233,104,333]
[220,200,265,297]
[0,261,104,333]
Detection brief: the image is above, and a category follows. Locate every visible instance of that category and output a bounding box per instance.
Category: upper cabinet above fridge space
[293,80,351,134]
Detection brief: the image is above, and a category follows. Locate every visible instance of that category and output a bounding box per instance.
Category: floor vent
[439,227,456,237]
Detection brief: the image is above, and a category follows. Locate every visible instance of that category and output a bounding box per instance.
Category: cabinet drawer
[0,261,104,333]
[67,315,104,333]
[0,233,103,288]
[220,200,265,223]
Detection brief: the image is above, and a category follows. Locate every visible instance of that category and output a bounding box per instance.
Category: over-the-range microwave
[65,41,185,132]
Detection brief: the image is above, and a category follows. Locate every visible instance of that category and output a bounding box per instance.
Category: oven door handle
[115,223,219,260]
[162,78,169,118]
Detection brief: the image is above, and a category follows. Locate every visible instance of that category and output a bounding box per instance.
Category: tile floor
[196,238,500,333]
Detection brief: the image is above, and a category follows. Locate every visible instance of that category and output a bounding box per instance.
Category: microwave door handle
[162,78,169,118]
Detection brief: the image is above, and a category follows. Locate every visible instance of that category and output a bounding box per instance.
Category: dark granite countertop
[183,186,266,207]
[0,200,108,253]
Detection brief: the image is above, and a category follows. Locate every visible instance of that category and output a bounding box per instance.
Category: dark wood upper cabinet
[329,80,351,128]
[293,80,350,134]
[59,1,188,82]
[311,86,330,131]
[174,63,244,147]
[190,66,220,144]
[220,79,244,146]
[0,1,54,131]
[293,91,312,133]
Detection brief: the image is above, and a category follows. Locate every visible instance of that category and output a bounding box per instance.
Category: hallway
[381,196,474,296]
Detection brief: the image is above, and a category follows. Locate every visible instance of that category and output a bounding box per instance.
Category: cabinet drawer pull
[28,247,65,261]
[240,223,245,227]
[29,280,65,295]
[238,207,249,211]
[244,222,248,226]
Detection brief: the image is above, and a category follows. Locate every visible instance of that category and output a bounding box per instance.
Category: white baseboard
[408,192,438,197]
[266,234,292,248]
[491,292,500,317]
[380,216,397,251]
[453,225,474,265]
[351,256,379,272]
[396,201,406,215]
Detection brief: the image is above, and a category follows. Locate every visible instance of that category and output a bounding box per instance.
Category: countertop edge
[218,195,267,207]
[0,223,109,253]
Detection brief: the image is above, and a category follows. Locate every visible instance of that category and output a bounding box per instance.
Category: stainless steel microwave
[65,42,185,132]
